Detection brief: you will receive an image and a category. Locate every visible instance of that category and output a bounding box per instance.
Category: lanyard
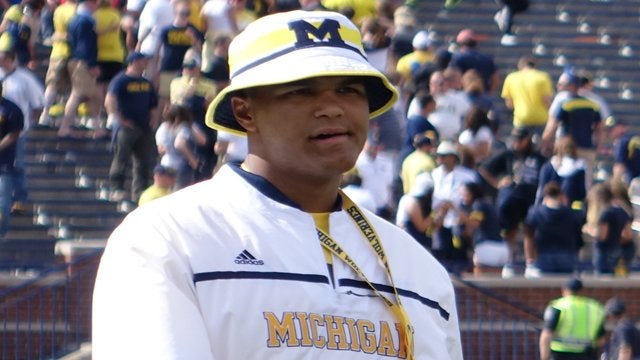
[316,191,415,359]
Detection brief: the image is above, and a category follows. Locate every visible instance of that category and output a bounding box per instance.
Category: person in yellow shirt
[501,56,553,134]
[94,0,125,130]
[40,0,77,126]
[396,30,435,84]
[138,165,177,205]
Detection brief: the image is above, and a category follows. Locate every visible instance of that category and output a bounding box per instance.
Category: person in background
[524,182,583,278]
[431,140,477,263]
[589,182,634,275]
[501,56,554,147]
[94,0,125,131]
[0,81,24,238]
[138,164,177,205]
[450,28,499,94]
[155,104,198,190]
[455,181,508,274]
[395,30,434,85]
[540,278,606,360]
[401,130,437,195]
[340,168,376,212]
[536,136,587,209]
[396,171,436,251]
[356,138,396,219]
[602,297,640,360]
[458,105,493,164]
[170,51,218,182]
[543,70,602,185]
[105,52,158,202]
[59,0,101,137]
[479,127,546,277]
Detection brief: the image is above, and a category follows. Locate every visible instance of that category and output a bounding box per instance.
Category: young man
[105,51,158,202]
[93,10,462,359]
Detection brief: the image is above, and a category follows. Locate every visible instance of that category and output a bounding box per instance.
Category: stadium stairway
[414,0,640,130]
[0,126,128,271]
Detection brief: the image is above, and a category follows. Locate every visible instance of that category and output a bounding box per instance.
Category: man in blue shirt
[59,0,100,137]
[0,81,24,238]
[105,52,159,203]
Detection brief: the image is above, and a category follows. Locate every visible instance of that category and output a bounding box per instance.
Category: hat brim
[205,47,398,135]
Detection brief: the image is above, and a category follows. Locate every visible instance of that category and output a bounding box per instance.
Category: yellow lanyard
[316,191,415,359]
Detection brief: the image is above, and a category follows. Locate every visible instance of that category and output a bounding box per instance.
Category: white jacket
[93,164,462,359]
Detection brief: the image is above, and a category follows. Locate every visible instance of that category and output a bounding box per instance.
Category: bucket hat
[205,10,398,134]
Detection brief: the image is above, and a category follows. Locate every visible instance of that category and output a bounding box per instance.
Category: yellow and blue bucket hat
[205,10,398,135]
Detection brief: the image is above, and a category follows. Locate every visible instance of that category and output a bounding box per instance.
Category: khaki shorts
[158,71,179,98]
[45,57,71,91]
[67,59,99,98]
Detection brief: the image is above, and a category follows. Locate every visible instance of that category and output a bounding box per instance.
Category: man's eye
[339,85,366,95]
[286,88,312,96]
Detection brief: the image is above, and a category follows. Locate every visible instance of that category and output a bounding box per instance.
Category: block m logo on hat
[289,19,361,56]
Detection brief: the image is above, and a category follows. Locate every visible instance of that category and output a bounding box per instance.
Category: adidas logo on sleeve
[234,250,264,265]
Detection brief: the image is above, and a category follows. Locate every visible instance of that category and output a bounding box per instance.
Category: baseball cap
[563,277,583,292]
[154,165,177,177]
[413,130,437,147]
[410,172,434,197]
[436,140,458,156]
[412,30,432,50]
[558,70,580,86]
[126,51,148,64]
[605,297,626,316]
[456,29,476,45]
[204,10,398,135]
[510,127,531,140]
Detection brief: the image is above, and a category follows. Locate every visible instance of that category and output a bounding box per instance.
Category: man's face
[233,76,370,181]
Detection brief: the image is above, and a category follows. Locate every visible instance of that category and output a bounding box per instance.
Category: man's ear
[230,96,256,132]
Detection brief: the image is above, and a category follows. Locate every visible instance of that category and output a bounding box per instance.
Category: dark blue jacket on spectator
[67,10,98,66]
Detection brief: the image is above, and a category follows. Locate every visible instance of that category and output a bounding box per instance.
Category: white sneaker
[109,190,127,202]
[501,265,515,279]
[524,264,541,278]
[501,34,518,46]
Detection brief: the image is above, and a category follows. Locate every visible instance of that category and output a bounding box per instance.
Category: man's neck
[242,156,341,213]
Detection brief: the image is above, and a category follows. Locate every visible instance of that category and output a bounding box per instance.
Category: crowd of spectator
[0,0,637,279]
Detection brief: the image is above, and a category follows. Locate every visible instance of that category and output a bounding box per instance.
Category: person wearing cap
[501,56,554,140]
[170,49,218,182]
[93,10,462,359]
[543,70,602,186]
[540,278,606,360]
[104,50,158,202]
[138,164,178,205]
[450,28,499,94]
[59,0,101,137]
[396,171,436,250]
[401,129,437,194]
[395,30,434,83]
[603,297,640,360]
[479,127,546,275]
[431,140,477,263]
